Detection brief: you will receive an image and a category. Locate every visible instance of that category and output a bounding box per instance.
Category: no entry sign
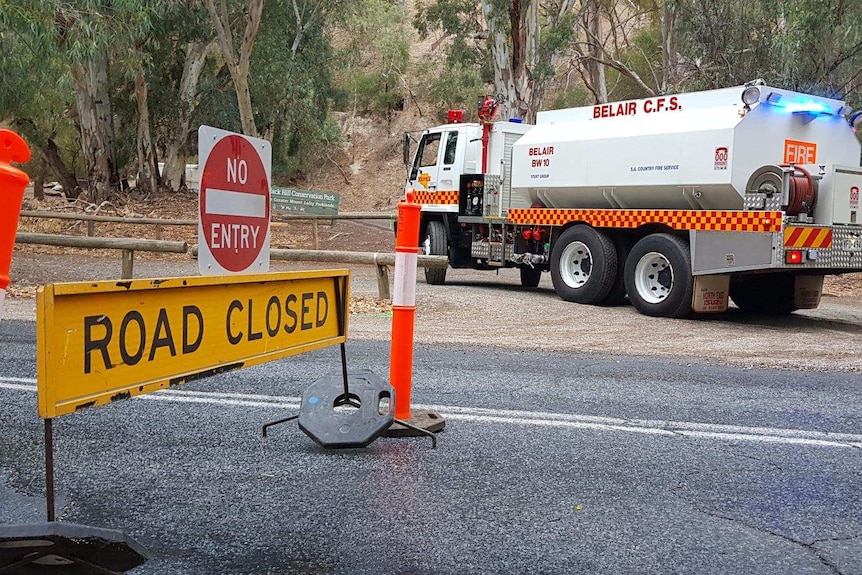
[198,126,271,275]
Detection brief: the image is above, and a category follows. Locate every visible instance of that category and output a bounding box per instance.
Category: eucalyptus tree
[772,0,862,103]
[416,0,579,122]
[0,15,80,197]
[332,0,410,121]
[248,0,346,178]
[2,0,164,203]
[144,1,218,191]
[205,0,265,137]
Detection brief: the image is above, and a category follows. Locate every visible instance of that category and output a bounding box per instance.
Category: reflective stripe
[508,208,783,232]
[412,190,459,205]
[392,252,417,307]
[783,226,833,248]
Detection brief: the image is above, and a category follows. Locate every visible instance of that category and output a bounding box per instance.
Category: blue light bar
[763,92,835,116]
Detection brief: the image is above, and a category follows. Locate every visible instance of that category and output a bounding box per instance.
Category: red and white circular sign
[198,127,271,274]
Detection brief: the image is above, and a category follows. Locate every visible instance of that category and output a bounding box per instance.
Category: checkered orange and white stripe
[507,208,784,233]
[410,190,459,205]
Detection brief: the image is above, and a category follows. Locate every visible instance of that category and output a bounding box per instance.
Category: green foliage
[417,56,485,121]
[3,0,861,191]
[603,23,662,100]
[247,1,340,179]
[331,0,410,115]
[414,0,482,38]
[546,85,590,110]
[673,0,777,90]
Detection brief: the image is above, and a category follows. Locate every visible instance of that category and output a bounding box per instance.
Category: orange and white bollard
[385,193,445,437]
[0,130,31,320]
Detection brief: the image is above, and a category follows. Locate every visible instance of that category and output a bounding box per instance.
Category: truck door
[437,130,462,192]
[407,129,464,192]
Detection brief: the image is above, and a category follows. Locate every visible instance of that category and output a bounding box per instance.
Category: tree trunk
[163,41,213,191]
[233,73,257,137]
[40,138,80,199]
[660,0,678,92]
[205,0,264,138]
[33,155,45,201]
[134,68,159,195]
[585,0,607,103]
[483,0,541,123]
[12,118,81,199]
[72,51,119,204]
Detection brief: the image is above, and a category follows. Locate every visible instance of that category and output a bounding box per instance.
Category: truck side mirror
[402,133,411,167]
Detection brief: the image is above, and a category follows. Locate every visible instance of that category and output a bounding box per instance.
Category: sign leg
[44,418,55,522]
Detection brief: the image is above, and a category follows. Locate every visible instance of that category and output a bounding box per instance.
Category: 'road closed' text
[83,291,330,374]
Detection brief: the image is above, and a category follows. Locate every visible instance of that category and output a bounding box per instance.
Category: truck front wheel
[551,225,617,304]
[424,220,448,285]
[624,234,693,318]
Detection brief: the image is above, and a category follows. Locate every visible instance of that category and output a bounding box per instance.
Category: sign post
[198,126,272,275]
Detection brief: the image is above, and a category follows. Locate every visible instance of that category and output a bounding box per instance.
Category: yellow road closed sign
[37,270,349,419]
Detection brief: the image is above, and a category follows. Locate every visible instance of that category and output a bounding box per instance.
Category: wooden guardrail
[16,229,446,300]
[189,245,448,300]
[19,210,397,248]
[270,248,448,300]
[15,233,188,280]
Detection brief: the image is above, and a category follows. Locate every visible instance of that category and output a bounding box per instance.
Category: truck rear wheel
[624,234,693,318]
[601,234,633,305]
[520,266,542,288]
[730,274,798,314]
[424,220,448,285]
[551,225,617,304]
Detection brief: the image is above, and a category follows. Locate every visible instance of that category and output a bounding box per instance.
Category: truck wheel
[624,234,693,318]
[601,234,633,305]
[551,225,617,304]
[424,220,448,285]
[730,274,797,314]
[520,266,542,288]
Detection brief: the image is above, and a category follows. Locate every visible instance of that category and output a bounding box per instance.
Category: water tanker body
[510,86,860,211]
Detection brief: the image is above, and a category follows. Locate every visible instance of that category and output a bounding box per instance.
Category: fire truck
[403,81,862,318]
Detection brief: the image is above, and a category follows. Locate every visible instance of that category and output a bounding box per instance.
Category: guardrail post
[155,223,163,240]
[121,249,134,279]
[87,220,95,237]
[376,264,390,300]
[312,220,319,250]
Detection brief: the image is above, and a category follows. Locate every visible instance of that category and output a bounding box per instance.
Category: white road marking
[2,377,861,449]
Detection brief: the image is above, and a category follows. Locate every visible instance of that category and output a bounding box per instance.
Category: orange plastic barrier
[389,194,421,419]
[0,130,31,317]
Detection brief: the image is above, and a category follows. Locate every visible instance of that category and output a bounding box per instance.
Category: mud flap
[794,275,824,309]
[692,275,730,313]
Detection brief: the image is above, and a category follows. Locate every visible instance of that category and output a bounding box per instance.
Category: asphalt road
[2,316,862,574]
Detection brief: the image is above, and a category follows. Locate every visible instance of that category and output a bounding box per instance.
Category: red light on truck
[522,229,533,240]
[447,110,464,124]
[786,250,804,264]
[532,229,545,242]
